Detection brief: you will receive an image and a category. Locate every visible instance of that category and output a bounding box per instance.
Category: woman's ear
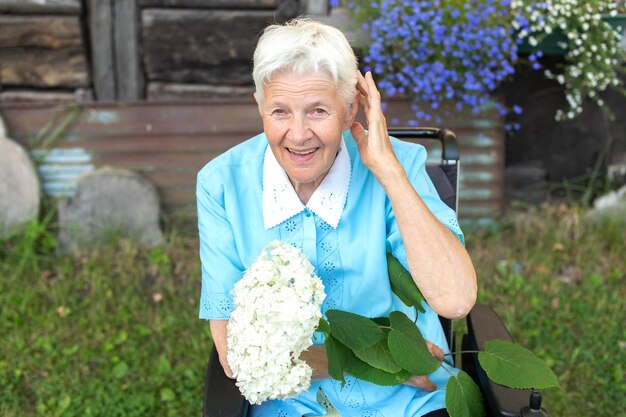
[253,92,263,116]
[342,96,359,130]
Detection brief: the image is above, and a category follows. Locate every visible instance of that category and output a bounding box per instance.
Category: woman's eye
[312,108,328,116]
[271,109,286,116]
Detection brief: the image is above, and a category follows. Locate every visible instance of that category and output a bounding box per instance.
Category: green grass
[0,224,210,417]
[1,203,624,416]
[466,204,626,415]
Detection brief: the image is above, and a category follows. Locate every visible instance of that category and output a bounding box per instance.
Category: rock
[57,167,164,253]
[585,185,626,225]
[0,117,41,237]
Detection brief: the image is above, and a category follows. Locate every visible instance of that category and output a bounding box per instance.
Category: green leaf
[344,347,411,386]
[111,361,129,379]
[160,387,176,402]
[478,339,560,389]
[57,395,71,414]
[354,338,402,373]
[371,317,390,327]
[388,311,440,375]
[446,370,485,417]
[317,317,331,335]
[325,335,349,386]
[387,252,426,312]
[157,354,171,375]
[326,309,385,350]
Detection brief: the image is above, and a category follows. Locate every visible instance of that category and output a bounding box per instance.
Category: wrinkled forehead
[261,69,350,107]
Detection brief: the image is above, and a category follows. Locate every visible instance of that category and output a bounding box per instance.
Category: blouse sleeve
[197,170,244,320]
[386,142,464,271]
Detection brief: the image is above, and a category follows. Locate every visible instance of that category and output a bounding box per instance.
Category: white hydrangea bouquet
[227,240,326,404]
[226,242,559,417]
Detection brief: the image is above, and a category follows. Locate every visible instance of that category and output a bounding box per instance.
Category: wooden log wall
[140,0,299,100]
[0,0,304,102]
[0,0,90,102]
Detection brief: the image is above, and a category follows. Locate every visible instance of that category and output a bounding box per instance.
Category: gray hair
[253,19,358,105]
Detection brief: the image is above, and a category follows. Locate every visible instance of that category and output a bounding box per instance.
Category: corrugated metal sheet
[0,99,504,223]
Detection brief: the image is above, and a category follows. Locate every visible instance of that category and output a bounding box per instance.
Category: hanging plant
[345,0,626,123]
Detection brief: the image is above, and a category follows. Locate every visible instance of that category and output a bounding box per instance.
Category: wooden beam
[88,0,116,100]
[0,15,83,49]
[142,9,277,85]
[114,0,144,100]
[0,48,89,87]
[138,0,279,8]
[147,82,254,100]
[0,89,77,103]
[0,0,81,14]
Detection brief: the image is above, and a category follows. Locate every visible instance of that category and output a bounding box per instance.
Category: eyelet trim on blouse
[278,213,305,256]
[438,211,463,242]
[199,293,234,320]
[315,215,344,312]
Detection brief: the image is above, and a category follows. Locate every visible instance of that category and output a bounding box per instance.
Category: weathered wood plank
[147,82,254,100]
[0,15,83,48]
[31,133,250,153]
[138,0,279,8]
[0,101,262,139]
[91,152,212,169]
[141,9,277,85]
[157,185,196,206]
[141,170,198,187]
[114,0,144,100]
[88,0,116,100]
[0,48,89,87]
[0,0,81,14]
[0,89,80,103]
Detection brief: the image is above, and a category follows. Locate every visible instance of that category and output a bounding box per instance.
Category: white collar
[262,136,351,230]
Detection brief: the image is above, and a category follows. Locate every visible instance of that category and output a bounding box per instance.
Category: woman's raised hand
[350,71,401,180]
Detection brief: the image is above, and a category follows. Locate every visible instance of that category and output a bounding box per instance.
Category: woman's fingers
[404,375,437,392]
[401,341,444,392]
[426,340,445,363]
[220,356,235,379]
[350,121,367,146]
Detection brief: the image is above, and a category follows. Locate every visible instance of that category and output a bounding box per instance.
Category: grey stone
[0,117,41,237]
[585,185,626,225]
[57,167,164,253]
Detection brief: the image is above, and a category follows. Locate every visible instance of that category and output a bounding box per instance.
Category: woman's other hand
[402,340,445,392]
[300,339,445,391]
[299,345,331,381]
[210,320,235,379]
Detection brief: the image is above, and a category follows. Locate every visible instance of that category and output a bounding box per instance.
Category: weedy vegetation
[0,202,624,416]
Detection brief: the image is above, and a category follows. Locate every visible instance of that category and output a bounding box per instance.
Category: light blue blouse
[197,130,463,417]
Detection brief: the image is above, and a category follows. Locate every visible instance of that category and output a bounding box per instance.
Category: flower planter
[517,14,626,55]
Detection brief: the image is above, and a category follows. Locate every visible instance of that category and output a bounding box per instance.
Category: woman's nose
[287,116,312,143]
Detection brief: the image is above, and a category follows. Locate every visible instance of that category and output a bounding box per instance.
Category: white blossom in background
[511,0,624,121]
[227,240,325,405]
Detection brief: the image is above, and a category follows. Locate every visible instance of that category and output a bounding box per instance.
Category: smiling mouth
[287,148,318,155]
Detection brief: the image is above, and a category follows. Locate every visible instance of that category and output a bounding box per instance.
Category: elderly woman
[197,19,477,417]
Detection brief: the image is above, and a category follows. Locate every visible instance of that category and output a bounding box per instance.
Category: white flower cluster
[512,0,625,121]
[227,240,326,405]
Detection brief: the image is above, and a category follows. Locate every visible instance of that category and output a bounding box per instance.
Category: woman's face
[255,71,357,201]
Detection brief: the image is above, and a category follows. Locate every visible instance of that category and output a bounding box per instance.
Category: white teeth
[288,148,316,155]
